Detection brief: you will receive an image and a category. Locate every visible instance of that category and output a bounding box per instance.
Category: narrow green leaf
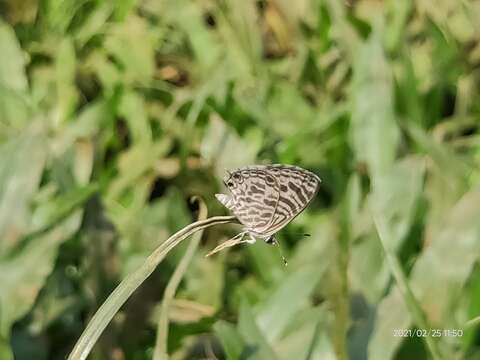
[0,125,47,254]
[118,91,152,145]
[369,187,480,359]
[213,320,247,360]
[0,213,83,343]
[370,156,425,251]
[0,20,27,93]
[255,265,325,343]
[238,300,278,360]
[349,28,399,181]
[67,216,238,360]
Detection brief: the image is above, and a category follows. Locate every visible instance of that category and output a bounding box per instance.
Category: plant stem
[373,215,443,360]
[153,200,208,359]
[68,214,238,360]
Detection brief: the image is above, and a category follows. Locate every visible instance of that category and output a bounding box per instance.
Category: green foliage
[0,0,479,359]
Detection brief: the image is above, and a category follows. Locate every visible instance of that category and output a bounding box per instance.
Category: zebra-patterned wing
[217,167,280,234]
[260,164,320,236]
[215,194,235,212]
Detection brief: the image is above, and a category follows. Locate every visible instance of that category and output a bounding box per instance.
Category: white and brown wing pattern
[211,164,320,261]
[261,164,320,236]
[216,166,280,234]
[216,164,320,238]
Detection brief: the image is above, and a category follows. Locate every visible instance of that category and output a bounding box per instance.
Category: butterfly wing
[218,166,280,235]
[261,165,320,236]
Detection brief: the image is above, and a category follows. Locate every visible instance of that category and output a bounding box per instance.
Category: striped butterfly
[207,164,321,262]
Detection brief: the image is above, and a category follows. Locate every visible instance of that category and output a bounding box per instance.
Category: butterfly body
[215,164,321,243]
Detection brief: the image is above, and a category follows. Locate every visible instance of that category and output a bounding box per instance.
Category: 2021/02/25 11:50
[393,329,463,337]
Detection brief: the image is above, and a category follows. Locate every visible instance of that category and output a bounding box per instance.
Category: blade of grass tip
[67,212,238,360]
[465,316,480,329]
[153,198,208,359]
[372,213,443,360]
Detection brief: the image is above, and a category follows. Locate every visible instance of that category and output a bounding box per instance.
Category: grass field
[1,0,480,359]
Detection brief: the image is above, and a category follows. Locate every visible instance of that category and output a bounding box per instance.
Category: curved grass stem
[67,212,238,360]
[153,200,208,359]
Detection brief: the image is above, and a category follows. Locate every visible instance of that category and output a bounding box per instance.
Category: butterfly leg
[206,231,250,257]
[246,233,257,244]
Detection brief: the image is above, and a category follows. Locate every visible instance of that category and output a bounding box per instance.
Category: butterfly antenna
[291,232,311,237]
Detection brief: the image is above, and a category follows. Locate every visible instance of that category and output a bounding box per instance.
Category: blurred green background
[1,0,480,359]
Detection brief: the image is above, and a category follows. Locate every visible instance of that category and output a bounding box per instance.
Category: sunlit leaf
[0,20,29,129]
[349,28,400,182]
[370,156,425,251]
[0,124,47,254]
[255,264,325,343]
[237,301,278,360]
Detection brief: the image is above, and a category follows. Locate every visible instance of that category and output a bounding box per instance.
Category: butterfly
[207,164,321,262]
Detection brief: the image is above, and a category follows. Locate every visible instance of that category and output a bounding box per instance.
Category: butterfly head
[223,170,247,197]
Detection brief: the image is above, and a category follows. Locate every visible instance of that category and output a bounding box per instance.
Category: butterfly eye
[227,181,234,187]
[233,173,243,183]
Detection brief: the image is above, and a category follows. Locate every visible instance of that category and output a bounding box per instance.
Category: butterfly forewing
[226,167,280,234]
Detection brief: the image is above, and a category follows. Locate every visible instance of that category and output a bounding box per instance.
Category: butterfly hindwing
[262,165,320,235]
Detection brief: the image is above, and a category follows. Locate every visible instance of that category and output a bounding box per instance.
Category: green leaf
[237,301,278,360]
[384,0,412,51]
[105,138,172,207]
[54,37,77,123]
[0,20,30,129]
[0,213,83,344]
[74,2,113,46]
[214,321,247,359]
[370,156,425,251]
[216,0,263,78]
[0,124,47,255]
[118,90,152,145]
[350,233,390,302]
[30,183,98,235]
[368,288,410,360]
[406,122,468,190]
[183,249,225,310]
[55,98,114,154]
[265,82,316,137]
[275,307,334,360]
[162,0,221,70]
[255,265,325,343]
[0,21,28,93]
[413,188,480,326]
[104,15,156,84]
[370,187,480,359]
[349,28,400,181]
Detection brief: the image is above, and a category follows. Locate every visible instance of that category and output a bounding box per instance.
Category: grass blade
[67,213,238,360]
[372,213,443,360]
[153,198,208,359]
